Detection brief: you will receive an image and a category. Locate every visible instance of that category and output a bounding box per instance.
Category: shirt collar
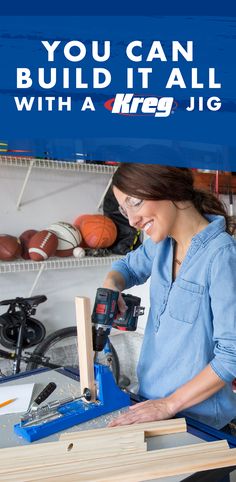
[192,214,226,246]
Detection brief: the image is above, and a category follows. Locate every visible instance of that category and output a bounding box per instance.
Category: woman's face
[113,186,178,243]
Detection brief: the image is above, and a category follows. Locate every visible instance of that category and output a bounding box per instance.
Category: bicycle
[0,295,120,383]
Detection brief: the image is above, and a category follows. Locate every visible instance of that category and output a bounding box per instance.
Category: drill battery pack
[113,294,145,331]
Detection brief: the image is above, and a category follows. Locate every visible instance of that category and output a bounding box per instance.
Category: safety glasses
[118,197,144,219]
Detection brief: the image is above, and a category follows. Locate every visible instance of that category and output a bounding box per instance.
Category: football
[28,230,58,261]
[0,235,22,261]
[19,229,38,260]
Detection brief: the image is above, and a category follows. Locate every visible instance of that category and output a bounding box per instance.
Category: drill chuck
[92,325,111,352]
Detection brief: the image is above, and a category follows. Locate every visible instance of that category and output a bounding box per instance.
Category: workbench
[0,367,236,482]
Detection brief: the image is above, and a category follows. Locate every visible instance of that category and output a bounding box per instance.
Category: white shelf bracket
[28,263,45,297]
[16,159,35,210]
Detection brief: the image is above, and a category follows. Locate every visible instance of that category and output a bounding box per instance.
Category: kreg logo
[104,94,177,118]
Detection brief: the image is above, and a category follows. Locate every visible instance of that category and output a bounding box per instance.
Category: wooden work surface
[0,369,235,482]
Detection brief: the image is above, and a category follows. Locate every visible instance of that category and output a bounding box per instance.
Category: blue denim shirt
[112,215,236,429]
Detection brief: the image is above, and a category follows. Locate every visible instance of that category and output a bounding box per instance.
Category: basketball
[73,214,117,248]
[19,229,38,259]
[49,222,82,257]
[28,230,58,261]
[0,235,22,261]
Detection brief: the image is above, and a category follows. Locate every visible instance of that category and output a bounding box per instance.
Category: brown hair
[112,163,234,235]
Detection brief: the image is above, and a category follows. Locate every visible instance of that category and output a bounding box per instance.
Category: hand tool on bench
[21,382,57,422]
[20,388,92,427]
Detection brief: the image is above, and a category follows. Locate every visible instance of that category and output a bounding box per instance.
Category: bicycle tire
[26,326,120,384]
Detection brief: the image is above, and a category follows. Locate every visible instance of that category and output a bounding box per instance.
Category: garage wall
[0,164,149,382]
[0,163,150,322]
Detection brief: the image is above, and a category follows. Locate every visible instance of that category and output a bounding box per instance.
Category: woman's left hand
[108,398,176,427]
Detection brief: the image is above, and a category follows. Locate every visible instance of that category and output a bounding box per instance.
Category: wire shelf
[0,255,123,274]
[0,156,117,174]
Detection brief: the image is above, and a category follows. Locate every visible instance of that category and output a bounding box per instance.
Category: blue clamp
[14,363,131,442]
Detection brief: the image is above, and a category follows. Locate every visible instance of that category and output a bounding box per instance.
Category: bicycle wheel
[26,326,120,383]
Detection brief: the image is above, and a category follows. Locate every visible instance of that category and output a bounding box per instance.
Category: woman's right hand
[103,270,127,315]
[117,292,128,315]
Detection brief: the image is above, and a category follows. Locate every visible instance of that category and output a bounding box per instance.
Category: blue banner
[0,15,235,168]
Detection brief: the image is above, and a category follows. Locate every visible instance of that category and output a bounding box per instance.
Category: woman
[103,163,236,430]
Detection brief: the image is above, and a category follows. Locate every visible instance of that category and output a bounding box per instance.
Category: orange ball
[74,215,117,248]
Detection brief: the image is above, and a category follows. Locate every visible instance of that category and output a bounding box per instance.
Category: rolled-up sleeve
[209,244,236,382]
[111,238,157,289]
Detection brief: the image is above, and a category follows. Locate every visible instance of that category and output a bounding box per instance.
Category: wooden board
[59,417,187,441]
[0,441,233,481]
[75,296,96,401]
[0,431,146,469]
[59,447,236,482]
[2,419,235,482]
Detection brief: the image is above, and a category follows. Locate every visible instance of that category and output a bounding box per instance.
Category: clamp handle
[34,382,57,406]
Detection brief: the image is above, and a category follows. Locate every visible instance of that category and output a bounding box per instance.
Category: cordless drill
[92,288,144,352]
